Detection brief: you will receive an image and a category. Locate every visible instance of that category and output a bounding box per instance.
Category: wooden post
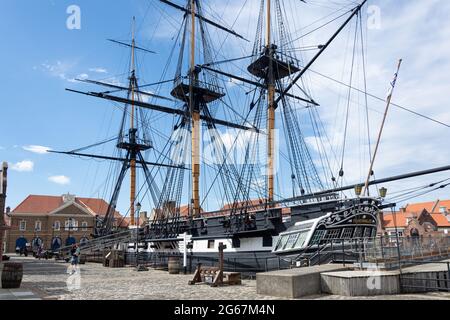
[212,242,226,287]
[0,162,9,263]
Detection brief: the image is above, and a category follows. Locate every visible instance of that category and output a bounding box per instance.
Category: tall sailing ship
[52,0,450,271]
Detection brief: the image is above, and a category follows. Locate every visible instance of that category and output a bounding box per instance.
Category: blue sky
[1,0,450,216]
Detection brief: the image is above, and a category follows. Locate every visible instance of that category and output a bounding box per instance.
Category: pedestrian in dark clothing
[70,244,81,274]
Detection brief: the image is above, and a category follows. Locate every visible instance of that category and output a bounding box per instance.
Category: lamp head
[379,187,388,198]
[354,185,363,197]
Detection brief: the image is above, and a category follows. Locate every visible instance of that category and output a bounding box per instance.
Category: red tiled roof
[12,195,122,218]
[405,200,450,214]
[77,197,121,218]
[180,205,204,217]
[382,212,413,228]
[430,213,450,227]
[13,195,63,214]
[382,211,450,228]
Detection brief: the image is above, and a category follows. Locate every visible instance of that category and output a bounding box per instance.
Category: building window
[371,228,378,238]
[341,228,353,239]
[388,230,403,238]
[81,221,88,231]
[294,231,309,249]
[363,227,372,238]
[285,233,300,249]
[310,230,326,245]
[65,219,78,231]
[323,229,341,241]
[207,240,215,249]
[54,221,61,231]
[354,227,363,238]
[19,220,26,231]
[35,220,42,232]
[275,235,287,251]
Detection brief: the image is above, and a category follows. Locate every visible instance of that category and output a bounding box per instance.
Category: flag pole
[363,59,403,196]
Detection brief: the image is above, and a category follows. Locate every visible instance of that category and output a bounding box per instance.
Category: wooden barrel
[1,262,23,289]
[168,257,180,274]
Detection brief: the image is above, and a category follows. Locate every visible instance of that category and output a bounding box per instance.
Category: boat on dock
[51,0,450,273]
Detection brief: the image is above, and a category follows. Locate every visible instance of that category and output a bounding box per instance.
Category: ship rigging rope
[67,136,120,154]
[387,181,450,204]
[359,13,372,163]
[387,178,450,196]
[140,107,279,213]
[339,15,359,184]
[286,7,353,46]
[304,68,450,129]
[386,177,450,202]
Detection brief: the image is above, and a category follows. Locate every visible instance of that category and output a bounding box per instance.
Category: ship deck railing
[292,235,450,268]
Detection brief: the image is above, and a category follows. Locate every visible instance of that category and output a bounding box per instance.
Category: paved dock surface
[0,288,41,300]
[1,256,449,300]
[402,259,450,273]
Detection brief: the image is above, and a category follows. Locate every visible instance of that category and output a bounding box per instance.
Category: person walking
[37,245,43,260]
[70,243,81,275]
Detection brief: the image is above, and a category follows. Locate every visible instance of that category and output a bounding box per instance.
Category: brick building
[6,194,128,253]
[381,199,450,237]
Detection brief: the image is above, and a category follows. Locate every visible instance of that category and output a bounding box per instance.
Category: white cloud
[77,73,89,80]
[68,73,89,83]
[89,67,108,74]
[23,145,51,154]
[39,60,76,82]
[11,160,34,172]
[48,175,71,185]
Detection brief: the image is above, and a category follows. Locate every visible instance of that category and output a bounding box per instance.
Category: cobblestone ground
[12,256,450,300]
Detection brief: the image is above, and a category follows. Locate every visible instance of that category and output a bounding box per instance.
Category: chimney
[400,207,406,213]
[431,200,440,213]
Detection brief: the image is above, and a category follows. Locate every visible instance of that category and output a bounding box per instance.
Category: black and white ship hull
[127,197,382,273]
